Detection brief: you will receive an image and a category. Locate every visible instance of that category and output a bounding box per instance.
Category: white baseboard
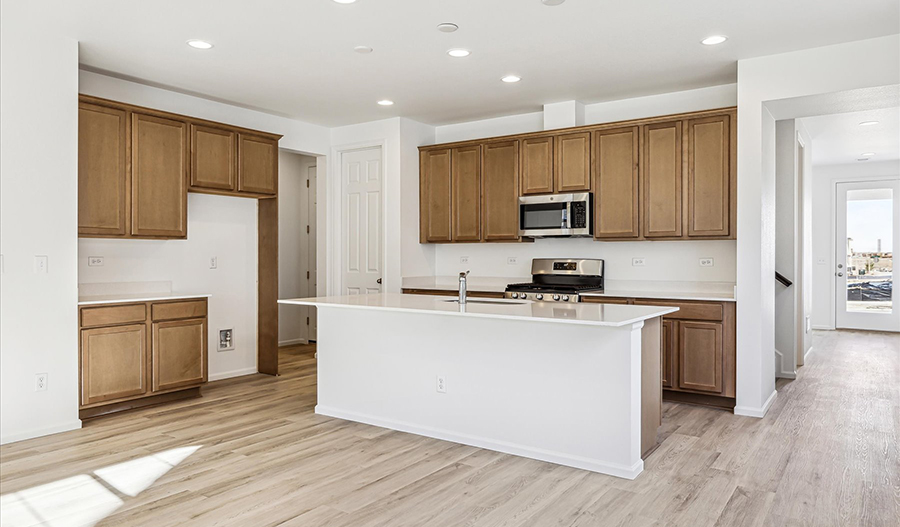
[776,372,797,380]
[209,367,258,382]
[811,325,834,331]
[315,405,644,480]
[774,348,796,379]
[0,419,82,445]
[278,338,309,347]
[734,390,778,418]
[804,346,814,361]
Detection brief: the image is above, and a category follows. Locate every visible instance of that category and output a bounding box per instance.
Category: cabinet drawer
[633,299,723,321]
[151,300,207,321]
[581,296,630,305]
[81,304,147,328]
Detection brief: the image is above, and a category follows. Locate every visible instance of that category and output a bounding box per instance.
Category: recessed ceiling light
[333,0,357,3]
[377,100,394,106]
[861,152,876,157]
[437,23,459,33]
[542,0,566,5]
[859,120,880,126]
[354,45,373,54]
[447,48,470,58]
[501,75,521,83]
[186,39,213,50]
[701,35,728,45]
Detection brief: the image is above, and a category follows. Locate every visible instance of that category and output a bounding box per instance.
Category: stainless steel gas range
[504,258,604,303]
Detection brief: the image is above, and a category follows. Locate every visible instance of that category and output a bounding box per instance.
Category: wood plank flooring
[1,330,898,526]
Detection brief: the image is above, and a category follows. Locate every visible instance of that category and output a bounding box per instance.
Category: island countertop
[279,293,677,328]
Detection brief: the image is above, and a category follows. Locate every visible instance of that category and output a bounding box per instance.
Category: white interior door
[341,147,383,295]
[308,165,317,340]
[834,179,899,331]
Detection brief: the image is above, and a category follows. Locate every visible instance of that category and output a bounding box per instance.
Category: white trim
[278,337,308,347]
[329,140,388,297]
[804,346,814,361]
[316,405,644,479]
[209,367,258,382]
[774,348,796,379]
[734,389,778,418]
[0,419,82,445]
[811,325,834,330]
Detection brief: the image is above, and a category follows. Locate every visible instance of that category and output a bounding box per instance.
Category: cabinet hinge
[306,225,310,234]
[306,179,309,188]
[307,271,310,279]
[306,316,310,325]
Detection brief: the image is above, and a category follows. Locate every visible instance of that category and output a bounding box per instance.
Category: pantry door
[341,147,383,295]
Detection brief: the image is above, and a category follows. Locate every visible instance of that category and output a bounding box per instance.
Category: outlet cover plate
[88,256,104,267]
[632,258,646,267]
[699,258,715,267]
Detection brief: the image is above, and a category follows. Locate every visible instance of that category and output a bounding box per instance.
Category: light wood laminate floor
[1,330,898,526]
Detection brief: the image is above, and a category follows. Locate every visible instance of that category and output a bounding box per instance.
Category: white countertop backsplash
[280,293,678,328]
[78,281,211,306]
[401,276,736,302]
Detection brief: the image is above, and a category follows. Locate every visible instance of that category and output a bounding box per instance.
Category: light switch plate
[34,256,48,274]
[88,256,104,267]
[209,257,218,269]
[699,258,715,267]
[632,258,646,267]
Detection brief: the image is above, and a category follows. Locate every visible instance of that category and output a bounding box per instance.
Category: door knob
[837,264,843,269]
[836,272,844,277]
[376,278,382,284]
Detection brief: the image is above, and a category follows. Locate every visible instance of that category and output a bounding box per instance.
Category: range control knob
[535,294,543,300]
[511,293,519,299]
[553,294,561,301]
[562,295,570,302]
[520,294,527,299]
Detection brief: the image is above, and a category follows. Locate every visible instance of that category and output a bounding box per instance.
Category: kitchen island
[278,293,677,479]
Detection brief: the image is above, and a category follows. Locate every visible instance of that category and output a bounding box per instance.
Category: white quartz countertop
[402,276,735,302]
[279,293,678,328]
[78,293,211,306]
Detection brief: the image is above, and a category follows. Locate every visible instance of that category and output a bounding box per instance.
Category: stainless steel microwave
[518,192,593,238]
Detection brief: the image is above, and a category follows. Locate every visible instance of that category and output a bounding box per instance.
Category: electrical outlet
[507,257,518,265]
[632,258,646,267]
[699,258,715,267]
[209,257,218,269]
[34,255,48,274]
[218,329,234,351]
[35,373,47,392]
[88,256,104,267]
[436,375,447,393]
[460,256,469,264]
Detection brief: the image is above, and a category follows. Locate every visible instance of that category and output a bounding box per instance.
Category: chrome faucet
[459,270,470,304]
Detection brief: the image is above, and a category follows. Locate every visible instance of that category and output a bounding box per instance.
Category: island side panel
[640,317,662,457]
[314,305,646,479]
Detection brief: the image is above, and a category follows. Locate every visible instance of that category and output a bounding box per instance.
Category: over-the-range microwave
[518,192,593,238]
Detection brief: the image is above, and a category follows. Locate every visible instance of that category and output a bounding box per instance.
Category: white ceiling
[31,0,900,126]
[801,107,900,166]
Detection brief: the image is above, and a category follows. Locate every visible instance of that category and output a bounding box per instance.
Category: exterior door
[342,147,383,295]
[835,179,899,331]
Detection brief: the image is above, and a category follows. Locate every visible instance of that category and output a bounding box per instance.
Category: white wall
[278,151,317,345]
[735,34,900,417]
[400,119,437,278]
[810,160,900,329]
[0,5,81,443]
[429,84,740,285]
[79,194,259,380]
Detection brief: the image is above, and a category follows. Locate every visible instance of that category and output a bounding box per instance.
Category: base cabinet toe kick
[280,294,674,480]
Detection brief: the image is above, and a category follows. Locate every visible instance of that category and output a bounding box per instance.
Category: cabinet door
[482,141,519,241]
[678,321,724,394]
[520,136,554,195]
[238,133,278,195]
[79,102,128,236]
[451,145,482,242]
[191,124,236,191]
[152,318,207,392]
[687,114,730,237]
[555,132,591,193]
[643,122,683,238]
[81,324,148,406]
[420,149,452,242]
[662,320,676,389]
[131,113,188,238]
[594,127,639,239]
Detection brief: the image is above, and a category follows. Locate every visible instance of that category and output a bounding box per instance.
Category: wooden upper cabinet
[555,132,591,193]
[152,317,207,393]
[482,141,520,241]
[238,133,278,195]
[594,127,639,239]
[520,136,554,195]
[420,149,452,242]
[191,124,236,191]
[81,324,148,406]
[79,102,128,236]
[687,114,731,237]
[131,112,188,238]
[643,121,683,238]
[451,145,482,242]
[678,321,724,394]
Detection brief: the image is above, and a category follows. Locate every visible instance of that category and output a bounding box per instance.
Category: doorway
[340,146,383,295]
[834,179,899,331]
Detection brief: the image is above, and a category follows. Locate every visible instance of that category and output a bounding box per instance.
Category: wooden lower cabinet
[79,298,208,418]
[661,319,675,389]
[677,321,724,394]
